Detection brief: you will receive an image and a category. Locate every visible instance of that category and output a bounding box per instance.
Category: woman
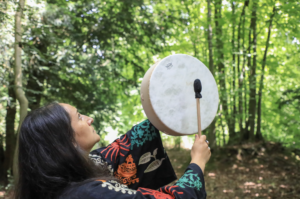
[15,102,211,199]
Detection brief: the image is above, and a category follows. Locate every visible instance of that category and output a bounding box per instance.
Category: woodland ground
[1,142,299,199]
[166,142,300,199]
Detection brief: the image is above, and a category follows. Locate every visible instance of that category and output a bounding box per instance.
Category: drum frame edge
[141,61,183,136]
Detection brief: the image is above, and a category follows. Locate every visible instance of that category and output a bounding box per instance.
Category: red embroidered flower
[160,186,184,198]
[101,134,130,162]
[138,187,179,199]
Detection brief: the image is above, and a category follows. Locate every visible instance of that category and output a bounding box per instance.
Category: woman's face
[60,103,100,152]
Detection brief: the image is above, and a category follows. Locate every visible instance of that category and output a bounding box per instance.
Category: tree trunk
[242,9,248,139]
[248,0,258,141]
[237,1,247,136]
[221,115,226,146]
[231,1,237,140]
[206,0,217,148]
[207,0,214,74]
[243,12,252,141]
[0,134,5,186]
[3,76,17,186]
[214,0,234,142]
[13,0,28,183]
[256,6,276,140]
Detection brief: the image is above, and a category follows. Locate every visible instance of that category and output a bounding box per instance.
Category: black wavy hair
[14,102,114,199]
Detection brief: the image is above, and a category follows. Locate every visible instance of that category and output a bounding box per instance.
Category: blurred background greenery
[0,0,299,197]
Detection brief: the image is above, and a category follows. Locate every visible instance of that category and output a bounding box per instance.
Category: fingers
[194,134,199,144]
[200,135,206,142]
[194,134,211,152]
[194,135,208,145]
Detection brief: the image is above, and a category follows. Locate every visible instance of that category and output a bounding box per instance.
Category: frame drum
[140,54,219,136]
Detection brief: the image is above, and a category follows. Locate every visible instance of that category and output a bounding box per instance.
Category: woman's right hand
[190,134,211,173]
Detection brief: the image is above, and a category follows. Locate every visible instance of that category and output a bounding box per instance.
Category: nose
[87,117,94,126]
[83,115,94,126]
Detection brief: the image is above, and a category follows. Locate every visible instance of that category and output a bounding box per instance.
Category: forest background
[0,0,299,197]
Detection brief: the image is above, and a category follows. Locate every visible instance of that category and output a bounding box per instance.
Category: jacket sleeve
[90,119,177,190]
[155,163,207,199]
[58,163,206,199]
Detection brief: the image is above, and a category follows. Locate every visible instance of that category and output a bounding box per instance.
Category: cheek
[74,126,100,151]
[73,125,89,145]
[74,131,87,145]
[74,125,86,139]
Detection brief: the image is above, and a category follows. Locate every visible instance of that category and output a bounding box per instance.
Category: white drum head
[141,54,219,135]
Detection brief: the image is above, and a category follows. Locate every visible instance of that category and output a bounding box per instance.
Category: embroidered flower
[176,170,202,190]
[89,154,113,175]
[101,181,137,195]
[131,120,157,150]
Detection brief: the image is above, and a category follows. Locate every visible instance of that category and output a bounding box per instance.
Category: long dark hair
[15,103,113,199]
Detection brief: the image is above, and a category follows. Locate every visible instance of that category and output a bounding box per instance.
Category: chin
[95,135,101,143]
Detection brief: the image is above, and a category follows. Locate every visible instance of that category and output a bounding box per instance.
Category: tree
[206,0,217,148]
[247,0,258,141]
[256,6,276,140]
[13,0,28,181]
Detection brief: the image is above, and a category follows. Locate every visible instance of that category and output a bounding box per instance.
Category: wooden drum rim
[141,61,183,136]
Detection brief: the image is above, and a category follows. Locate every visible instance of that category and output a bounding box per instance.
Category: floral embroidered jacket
[59,119,207,199]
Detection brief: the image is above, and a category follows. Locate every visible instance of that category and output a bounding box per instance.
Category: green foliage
[8,0,183,136]
[279,88,300,109]
[155,0,300,147]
